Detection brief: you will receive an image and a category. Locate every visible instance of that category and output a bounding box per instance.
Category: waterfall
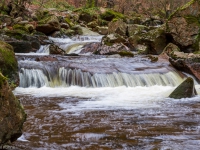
[19,67,184,88]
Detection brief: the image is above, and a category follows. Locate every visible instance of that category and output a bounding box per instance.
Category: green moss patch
[100,10,125,21]
[0,41,18,78]
[0,72,7,88]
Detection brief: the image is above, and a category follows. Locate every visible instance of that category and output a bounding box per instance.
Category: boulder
[169,77,197,99]
[96,26,108,35]
[167,1,200,53]
[169,52,200,82]
[0,72,26,145]
[167,16,199,53]
[79,12,96,23]
[108,19,127,36]
[131,25,167,54]
[162,43,180,56]
[7,41,33,53]
[36,15,60,35]
[0,41,18,85]
[100,10,124,22]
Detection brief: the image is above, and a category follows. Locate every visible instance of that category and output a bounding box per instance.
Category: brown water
[12,93,200,150]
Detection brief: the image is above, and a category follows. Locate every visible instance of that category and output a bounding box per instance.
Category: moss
[100,9,125,21]
[0,72,7,88]
[13,24,29,33]
[65,17,74,27]
[37,15,53,24]
[0,41,18,80]
[5,29,27,40]
[118,51,134,57]
[168,0,197,20]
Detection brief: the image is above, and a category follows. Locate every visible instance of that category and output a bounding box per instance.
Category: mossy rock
[79,11,96,23]
[5,29,28,40]
[0,72,26,145]
[169,77,197,99]
[100,10,125,21]
[13,24,30,33]
[0,72,7,88]
[0,41,18,86]
[118,51,134,57]
[64,17,74,27]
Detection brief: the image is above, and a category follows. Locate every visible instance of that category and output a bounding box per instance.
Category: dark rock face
[0,72,26,145]
[7,41,33,53]
[169,77,197,99]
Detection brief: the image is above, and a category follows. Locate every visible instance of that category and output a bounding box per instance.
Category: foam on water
[13,86,177,110]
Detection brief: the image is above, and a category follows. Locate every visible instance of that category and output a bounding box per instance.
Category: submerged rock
[169,77,197,99]
[0,72,26,145]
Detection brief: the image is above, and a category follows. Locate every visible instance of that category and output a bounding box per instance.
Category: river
[11,36,200,149]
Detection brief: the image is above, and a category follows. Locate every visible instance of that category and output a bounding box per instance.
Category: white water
[37,36,103,54]
[13,85,200,111]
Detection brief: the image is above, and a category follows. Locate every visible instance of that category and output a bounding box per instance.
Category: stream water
[12,36,200,149]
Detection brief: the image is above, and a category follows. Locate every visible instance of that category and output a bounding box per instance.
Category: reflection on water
[12,86,200,149]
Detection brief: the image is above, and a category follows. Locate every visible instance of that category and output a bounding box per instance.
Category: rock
[35,56,58,61]
[64,53,79,56]
[102,34,126,46]
[60,23,70,30]
[167,16,199,52]
[136,44,149,54]
[87,21,98,29]
[49,44,65,55]
[169,77,197,99]
[7,41,33,53]
[96,26,108,35]
[79,12,96,23]
[100,10,124,21]
[162,43,180,56]
[131,25,167,54]
[167,1,200,52]
[0,72,26,145]
[95,43,133,57]
[80,42,101,54]
[22,35,41,50]
[169,53,200,82]
[108,19,127,36]
[128,24,149,36]
[36,16,60,35]
[142,18,163,27]
[0,41,18,85]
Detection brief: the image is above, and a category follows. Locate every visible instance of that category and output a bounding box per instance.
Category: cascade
[19,67,183,88]
[37,36,103,54]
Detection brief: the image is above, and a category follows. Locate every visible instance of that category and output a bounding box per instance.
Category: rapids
[12,35,200,149]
